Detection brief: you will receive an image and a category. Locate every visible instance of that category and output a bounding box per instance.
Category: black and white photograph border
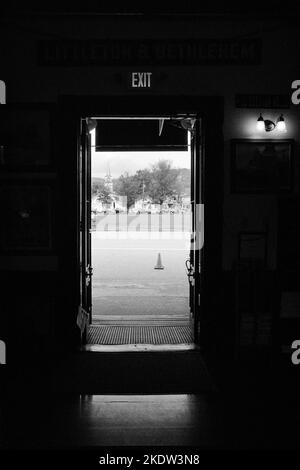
[1,3,300,460]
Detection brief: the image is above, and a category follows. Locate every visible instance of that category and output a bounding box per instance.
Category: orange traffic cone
[154,253,164,270]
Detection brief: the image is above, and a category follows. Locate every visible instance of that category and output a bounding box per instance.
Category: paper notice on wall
[77,306,89,333]
[0,340,6,364]
[281,292,300,318]
[0,81,6,104]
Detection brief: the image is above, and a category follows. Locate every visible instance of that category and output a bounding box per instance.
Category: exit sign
[130,72,152,88]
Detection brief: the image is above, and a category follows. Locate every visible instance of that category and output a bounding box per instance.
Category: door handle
[85,266,93,286]
[86,266,93,276]
[185,259,195,284]
[185,259,191,272]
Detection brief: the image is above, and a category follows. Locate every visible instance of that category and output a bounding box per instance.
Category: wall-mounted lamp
[256,113,286,132]
[87,118,97,133]
[169,116,196,134]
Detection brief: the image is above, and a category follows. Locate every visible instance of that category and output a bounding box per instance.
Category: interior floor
[51,350,212,394]
[4,360,300,450]
[6,394,227,448]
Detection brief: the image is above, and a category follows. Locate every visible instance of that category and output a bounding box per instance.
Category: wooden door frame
[57,95,224,352]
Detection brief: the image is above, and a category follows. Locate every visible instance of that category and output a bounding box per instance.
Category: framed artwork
[280,292,300,319]
[238,232,267,267]
[0,104,54,170]
[231,139,293,193]
[0,180,56,253]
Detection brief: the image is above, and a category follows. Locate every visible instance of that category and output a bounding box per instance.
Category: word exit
[131,72,152,88]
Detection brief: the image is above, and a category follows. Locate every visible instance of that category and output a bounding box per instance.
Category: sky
[90,129,190,178]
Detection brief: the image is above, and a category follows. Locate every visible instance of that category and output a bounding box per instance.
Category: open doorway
[79,115,203,349]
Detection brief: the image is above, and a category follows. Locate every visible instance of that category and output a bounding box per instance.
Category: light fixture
[180,117,196,131]
[256,113,286,132]
[87,118,97,132]
[169,116,196,133]
[256,113,265,132]
[276,114,286,132]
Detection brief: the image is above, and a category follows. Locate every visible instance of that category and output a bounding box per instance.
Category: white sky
[91,129,190,178]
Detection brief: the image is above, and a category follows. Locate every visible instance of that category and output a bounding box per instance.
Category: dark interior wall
[1,14,300,366]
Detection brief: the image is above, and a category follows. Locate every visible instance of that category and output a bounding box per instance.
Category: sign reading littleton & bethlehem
[37,38,261,66]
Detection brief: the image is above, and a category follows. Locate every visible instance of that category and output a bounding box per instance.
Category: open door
[187,117,203,344]
[78,118,93,344]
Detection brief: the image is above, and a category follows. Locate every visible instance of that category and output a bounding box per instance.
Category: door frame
[57,95,224,352]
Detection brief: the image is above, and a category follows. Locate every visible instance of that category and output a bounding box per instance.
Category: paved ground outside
[92,217,191,321]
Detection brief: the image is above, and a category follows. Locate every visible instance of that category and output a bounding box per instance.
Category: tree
[114,172,139,211]
[92,179,113,204]
[148,160,180,205]
[113,160,189,210]
[175,168,191,202]
[132,168,152,199]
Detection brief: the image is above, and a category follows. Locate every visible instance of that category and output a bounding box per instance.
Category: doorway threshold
[81,343,198,352]
[87,324,193,346]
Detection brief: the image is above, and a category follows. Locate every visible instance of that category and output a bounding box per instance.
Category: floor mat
[88,324,193,345]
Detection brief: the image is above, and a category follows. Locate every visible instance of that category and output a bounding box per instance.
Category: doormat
[88,325,193,345]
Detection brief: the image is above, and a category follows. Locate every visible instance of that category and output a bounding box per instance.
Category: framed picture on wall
[231,139,294,193]
[0,179,56,253]
[238,232,267,268]
[0,104,54,170]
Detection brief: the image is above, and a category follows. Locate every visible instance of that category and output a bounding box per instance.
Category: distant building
[104,166,114,194]
[92,169,127,213]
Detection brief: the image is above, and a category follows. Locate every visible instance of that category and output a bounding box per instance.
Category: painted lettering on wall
[236,94,290,109]
[37,39,262,66]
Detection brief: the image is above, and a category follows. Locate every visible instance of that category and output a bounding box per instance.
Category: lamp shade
[277,114,286,132]
[256,114,265,131]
